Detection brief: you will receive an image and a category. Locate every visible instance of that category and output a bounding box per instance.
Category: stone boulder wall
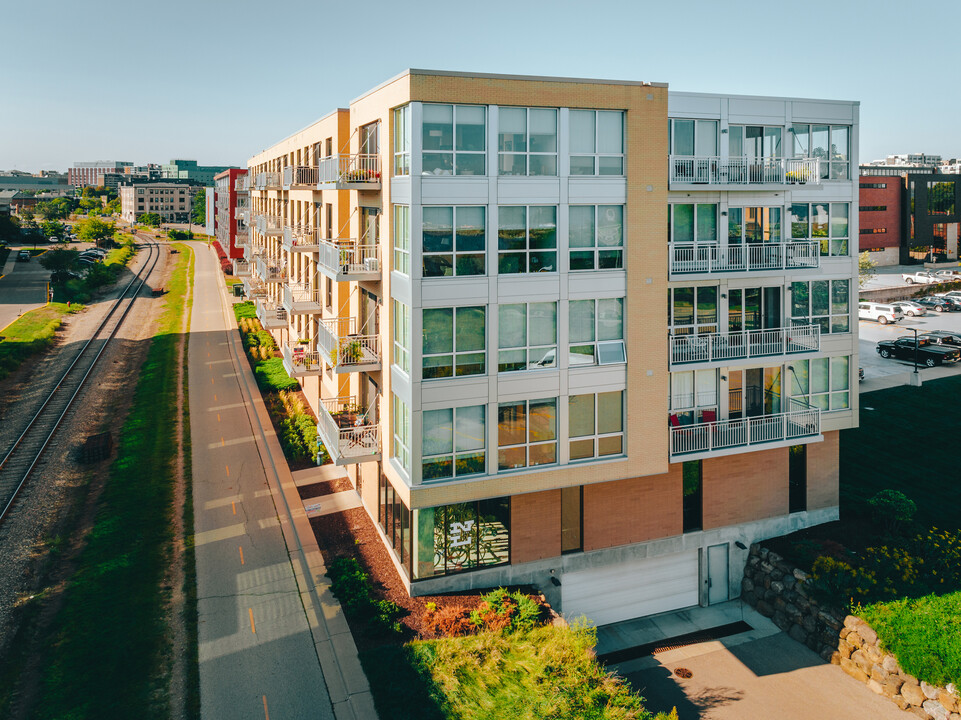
[742,545,961,720]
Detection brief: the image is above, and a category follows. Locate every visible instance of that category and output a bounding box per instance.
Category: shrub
[234,301,257,321]
[868,489,917,535]
[253,358,299,392]
[327,557,404,635]
[470,588,541,633]
[422,604,475,639]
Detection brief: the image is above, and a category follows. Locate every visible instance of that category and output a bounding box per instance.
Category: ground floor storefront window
[413,498,510,580]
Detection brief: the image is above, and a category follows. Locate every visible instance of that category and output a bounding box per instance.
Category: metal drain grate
[598,620,753,665]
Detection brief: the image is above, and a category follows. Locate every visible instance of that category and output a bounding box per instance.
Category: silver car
[891,301,926,318]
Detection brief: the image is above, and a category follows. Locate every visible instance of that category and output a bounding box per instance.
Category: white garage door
[562,550,699,626]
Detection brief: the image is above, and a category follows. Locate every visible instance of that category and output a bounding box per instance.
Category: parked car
[859,367,864,382]
[933,269,961,281]
[940,296,961,311]
[48,236,60,243]
[921,331,961,347]
[890,301,926,317]
[901,271,940,285]
[17,249,30,262]
[934,290,961,300]
[917,295,953,313]
[877,336,961,367]
[80,249,106,258]
[858,302,903,325]
[77,256,101,266]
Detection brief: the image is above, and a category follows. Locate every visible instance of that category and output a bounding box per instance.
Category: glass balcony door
[728,287,781,333]
[728,366,782,420]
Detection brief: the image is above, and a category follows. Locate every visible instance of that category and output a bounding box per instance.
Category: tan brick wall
[807,431,839,510]
[510,490,561,564]
[583,465,683,551]
[702,447,789,530]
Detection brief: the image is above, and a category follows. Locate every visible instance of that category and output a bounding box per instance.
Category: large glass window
[569,391,624,460]
[670,369,717,425]
[792,124,850,180]
[378,475,411,575]
[498,302,557,372]
[422,405,486,480]
[569,110,624,176]
[788,356,850,411]
[392,300,410,374]
[422,206,485,277]
[498,107,557,176]
[927,181,957,216]
[414,499,510,579]
[791,280,849,334]
[422,306,486,379]
[498,206,557,273]
[393,204,409,274]
[728,207,781,243]
[668,286,717,335]
[392,393,410,472]
[570,205,624,270]
[682,461,702,533]
[729,125,782,159]
[498,398,557,470]
[669,119,717,156]
[393,104,410,176]
[422,104,486,176]
[569,297,625,365]
[790,202,849,256]
[669,204,717,244]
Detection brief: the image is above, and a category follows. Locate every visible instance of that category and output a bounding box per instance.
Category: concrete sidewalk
[190,241,376,720]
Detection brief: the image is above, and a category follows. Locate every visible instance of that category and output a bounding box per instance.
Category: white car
[890,301,926,318]
[858,302,903,325]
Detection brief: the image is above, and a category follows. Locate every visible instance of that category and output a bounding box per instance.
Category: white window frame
[789,356,850,411]
[498,302,557,373]
[392,300,410,374]
[569,109,625,176]
[422,405,487,481]
[791,279,849,334]
[393,104,410,177]
[790,202,849,257]
[421,103,486,176]
[392,393,410,472]
[569,297,626,366]
[569,205,624,270]
[497,107,558,177]
[422,306,487,380]
[422,205,486,278]
[497,205,557,274]
[497,398,558,471]
[568,391,625,461]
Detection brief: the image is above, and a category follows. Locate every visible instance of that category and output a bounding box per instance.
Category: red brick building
[859,174,902,266]
[213,169,247,259]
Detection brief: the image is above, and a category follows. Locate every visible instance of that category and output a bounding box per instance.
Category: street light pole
[911,327,919,374]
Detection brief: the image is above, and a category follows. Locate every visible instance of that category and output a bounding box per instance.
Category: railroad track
[0,238,162,525]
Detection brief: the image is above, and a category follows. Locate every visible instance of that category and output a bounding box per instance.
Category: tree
[0,215,20,244]
[858,251,877,289]
[138,212,162,228]
[75,217,117,247]
[40,220,66,239]
[39,248,80,285]
[191,188,206,225]
[34,197,74,220]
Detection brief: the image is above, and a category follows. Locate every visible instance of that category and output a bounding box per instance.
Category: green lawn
[0,302,83,380]
[861,592,961,688]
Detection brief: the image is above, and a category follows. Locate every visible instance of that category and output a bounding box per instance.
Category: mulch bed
[296,476,352,501]
[310,506,486,652]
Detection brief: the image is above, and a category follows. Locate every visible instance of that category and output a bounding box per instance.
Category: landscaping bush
[470,588,541,633]
[253,358,299,392]
[327,558,404,636]
[868,489,917,535]
[233,301,257,321]
[422,603,475,639]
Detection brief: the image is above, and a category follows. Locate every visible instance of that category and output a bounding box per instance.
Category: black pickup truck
[876,336,961,367]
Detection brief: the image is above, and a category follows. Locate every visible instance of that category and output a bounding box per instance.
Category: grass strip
[0,302,83,380]
[35,245,193,720]
[861,591,961,688]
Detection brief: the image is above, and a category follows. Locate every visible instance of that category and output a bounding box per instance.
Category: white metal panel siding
[562,550,699,626]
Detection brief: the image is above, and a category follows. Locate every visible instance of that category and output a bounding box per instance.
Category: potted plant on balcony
[331,401,363,428]
[786,170,807,184]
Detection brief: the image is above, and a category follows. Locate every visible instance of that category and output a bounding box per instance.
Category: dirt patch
[297,476,352,500]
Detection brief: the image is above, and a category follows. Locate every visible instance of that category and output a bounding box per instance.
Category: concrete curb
[208,244,378,720]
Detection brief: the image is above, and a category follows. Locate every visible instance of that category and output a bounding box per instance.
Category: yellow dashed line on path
[249,608,256,634]
[239,546,245,565]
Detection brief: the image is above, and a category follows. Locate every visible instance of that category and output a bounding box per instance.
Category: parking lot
[859,304,961,386]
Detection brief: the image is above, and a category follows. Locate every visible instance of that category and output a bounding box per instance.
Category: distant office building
[69,161,133,187]
[162,159,237,186]
[0,172,69,192]
[858,175,903,266]
[213,169,247,260]
[119,180,202,224]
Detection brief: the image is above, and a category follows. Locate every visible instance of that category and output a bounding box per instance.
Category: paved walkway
[602,602,910,720]
[0,246,50,331]
[189,241,376,720]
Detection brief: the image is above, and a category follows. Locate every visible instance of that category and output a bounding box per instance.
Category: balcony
[316,154,382,190]
[317,241,381,282]
[256,298,288,330]
[233,259,251,277]
[669,402,820,461]
[669,325,820,368]
[669,242,819,278]
[316,317,381,374]
[282,282,323,315]
[242,277,267,300]
[255,214,283,236]
[254,256,285,284]
[253,171,281,191]
[234,206,249,222]
[243,244,262,263]
[669,157,821,189]
[282,226,322,253]
[282,165,319,189]
[281,343,322,377]
[317,396,381,465]
[235,176,249,192]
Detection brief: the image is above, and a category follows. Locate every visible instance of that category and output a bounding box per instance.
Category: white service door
[562,550,699,626]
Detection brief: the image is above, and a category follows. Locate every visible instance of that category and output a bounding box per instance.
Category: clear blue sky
[4,0,959,171]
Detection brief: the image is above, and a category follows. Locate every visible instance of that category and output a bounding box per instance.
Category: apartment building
[245,69,859,626]
[859,174,902,266]
[69,161,132,187]
[213,169,248,260]
[119,180,201,223]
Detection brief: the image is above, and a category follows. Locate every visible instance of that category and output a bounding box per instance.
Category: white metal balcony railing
[317,241,381,281]
[317,154,381,186]
[316,316,380,372]
[669,241,819,275]
[317,396,381,464]
[234,206,250,222]
[233,259,251,277]
[669,324,820,366]
[256,298,288,329]
[255,256,285,283]
[254,171,282,190]
[243,244,263,263]
[669,156,821,186]
[282,226,322,253]
[242,277,267,299]
[283,165,320,188]
[670,402,820,458]
[282,282,323,314]
[255,214,283,236]
[235,175,249,192]
[281,343,322,377]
